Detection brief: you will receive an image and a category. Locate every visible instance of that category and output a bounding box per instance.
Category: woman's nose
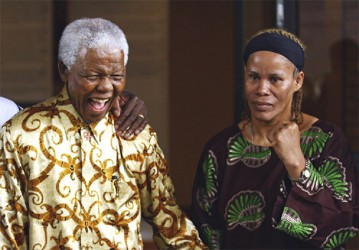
[256,80,270,95]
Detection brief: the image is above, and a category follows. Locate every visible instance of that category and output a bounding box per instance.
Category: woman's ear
[58,62,69,83]
[294,71,304,91]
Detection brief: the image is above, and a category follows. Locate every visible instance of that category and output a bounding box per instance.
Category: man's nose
[97,76,113,91]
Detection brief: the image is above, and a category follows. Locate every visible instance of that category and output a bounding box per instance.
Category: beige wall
[169,1,235,207]
[0,1,53,103]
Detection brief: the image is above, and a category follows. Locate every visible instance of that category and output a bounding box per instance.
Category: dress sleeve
[0,129,28,249]
[273,124,359,248]
[189,147,222,250]
[132,126,207,249]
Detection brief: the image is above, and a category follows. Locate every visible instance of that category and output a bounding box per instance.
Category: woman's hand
[111,91,148,139]
[267,121,306,180]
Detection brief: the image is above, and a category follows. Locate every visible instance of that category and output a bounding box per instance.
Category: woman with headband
[189,28,358,249]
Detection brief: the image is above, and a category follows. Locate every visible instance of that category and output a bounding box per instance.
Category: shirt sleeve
[272,124,359,248]
[0,128,28,249]
[189,147,222,250]
[128,126,208,249]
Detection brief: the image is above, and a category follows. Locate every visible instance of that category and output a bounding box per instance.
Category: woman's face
[59,46,126,123]
[244,51,303,124]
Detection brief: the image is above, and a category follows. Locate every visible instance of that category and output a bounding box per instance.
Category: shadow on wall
[302,38,359,170]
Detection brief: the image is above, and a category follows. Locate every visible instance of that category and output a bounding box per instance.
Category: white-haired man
[0,18,206,249]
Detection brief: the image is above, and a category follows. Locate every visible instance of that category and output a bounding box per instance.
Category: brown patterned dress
[190,122,358,249]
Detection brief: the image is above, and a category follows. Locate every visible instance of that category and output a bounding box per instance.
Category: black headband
[243,32,305,70]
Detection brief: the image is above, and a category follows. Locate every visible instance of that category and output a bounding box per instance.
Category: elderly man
[0,18,206,249]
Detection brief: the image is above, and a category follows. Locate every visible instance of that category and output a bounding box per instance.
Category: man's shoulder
[120,124,159,150]
[2,95,60,135]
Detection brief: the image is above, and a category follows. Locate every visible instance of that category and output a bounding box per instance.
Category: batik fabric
[0,87,206,249]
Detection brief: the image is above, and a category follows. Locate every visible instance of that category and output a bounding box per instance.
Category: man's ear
[58,62,69,82]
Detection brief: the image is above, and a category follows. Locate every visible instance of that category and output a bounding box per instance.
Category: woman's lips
[253,102,272,111]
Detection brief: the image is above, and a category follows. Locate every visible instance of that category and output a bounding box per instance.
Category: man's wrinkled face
[61,47,126,123]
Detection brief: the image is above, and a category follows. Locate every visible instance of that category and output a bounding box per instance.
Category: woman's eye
[270,77,280,83]
[249,74,259,80]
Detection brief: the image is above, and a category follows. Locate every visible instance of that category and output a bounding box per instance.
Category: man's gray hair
[58,18,129,69]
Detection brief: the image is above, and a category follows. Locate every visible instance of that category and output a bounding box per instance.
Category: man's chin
[83,112,108,124]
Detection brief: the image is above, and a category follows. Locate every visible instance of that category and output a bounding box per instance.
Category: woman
[190,28,358,249]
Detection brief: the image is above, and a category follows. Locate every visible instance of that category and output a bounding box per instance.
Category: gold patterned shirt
[0,87,206,249]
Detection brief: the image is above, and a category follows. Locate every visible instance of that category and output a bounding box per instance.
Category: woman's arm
[273,123,359,248]
[112,91,148,139]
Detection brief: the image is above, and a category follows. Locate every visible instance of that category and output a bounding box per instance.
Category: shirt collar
[57,86,115,142]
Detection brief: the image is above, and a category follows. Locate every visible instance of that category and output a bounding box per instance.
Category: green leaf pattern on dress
[297,127,351,202]
[321,227,358,249]
[197,150,218,214]
[301,127,332,159]
[298,160,324,192]
[203,151,218,199]
[201,224,222,250]
[227,133,271,167]
[275,207,317,240]
[318,157,351,202]
[225,191,265,231]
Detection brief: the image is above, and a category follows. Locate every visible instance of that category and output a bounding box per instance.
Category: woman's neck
[239,113,319,147]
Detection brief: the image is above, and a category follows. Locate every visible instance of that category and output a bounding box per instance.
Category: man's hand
[112,91,148,139]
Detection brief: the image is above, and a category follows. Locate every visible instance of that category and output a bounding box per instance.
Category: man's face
[61,47,126,123]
